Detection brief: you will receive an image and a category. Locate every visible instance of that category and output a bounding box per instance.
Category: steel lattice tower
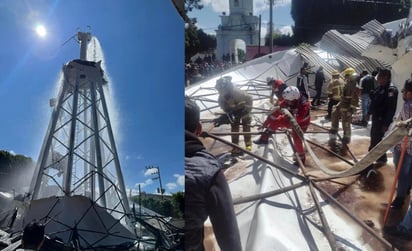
[29,32,131,222]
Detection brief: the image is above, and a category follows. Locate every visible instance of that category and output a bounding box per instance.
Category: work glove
[213,113,234,127]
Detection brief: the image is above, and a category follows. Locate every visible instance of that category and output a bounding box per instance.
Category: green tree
[159,200,173,216]
[184,0,203,13]
[237,48,245,63]
[131,192,184,219]
[171,191,184,218]
[185,25,216,62]
[0,150,35,193]
[183,0,215,62]
[173,0,203,23]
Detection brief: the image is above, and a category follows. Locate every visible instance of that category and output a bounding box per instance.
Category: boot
[390,196,405,209]
[328,138,337,147]
[340,144,348,156]
[328,132,336,147]
[328,130,337,147]
[231,147,244,156]
[253,130,270,145]
[340,147,347,156]
[352,120,367,127]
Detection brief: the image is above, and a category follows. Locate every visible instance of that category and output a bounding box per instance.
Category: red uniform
[262,94,311,159]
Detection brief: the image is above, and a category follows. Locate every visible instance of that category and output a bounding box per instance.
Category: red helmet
[273,79,284,88]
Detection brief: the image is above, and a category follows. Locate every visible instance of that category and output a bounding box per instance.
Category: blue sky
[0,1,184,195]
[189,0,294,36]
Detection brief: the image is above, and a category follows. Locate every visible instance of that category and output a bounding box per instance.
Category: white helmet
[282,86,300,101]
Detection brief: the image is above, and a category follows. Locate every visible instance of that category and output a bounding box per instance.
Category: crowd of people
[185,54,244,86]
[185,63,412,249]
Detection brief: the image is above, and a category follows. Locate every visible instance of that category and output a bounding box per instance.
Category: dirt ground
[202,103,412,250]
[307,106,412,251]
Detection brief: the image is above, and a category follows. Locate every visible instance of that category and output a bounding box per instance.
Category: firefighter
[213,76,253,155]
[325,70,344,120]
[267,76,288,105]
[328,67,360,155]
[253,86,311,165]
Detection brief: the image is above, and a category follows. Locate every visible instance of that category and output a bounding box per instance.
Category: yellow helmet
[341,67,356,76]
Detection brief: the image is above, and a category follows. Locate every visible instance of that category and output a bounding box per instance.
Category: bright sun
[35,24,47,38]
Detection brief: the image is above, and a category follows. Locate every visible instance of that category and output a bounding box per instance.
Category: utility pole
[269,0,273,53]
[145,165,164,199]
[258,14,262,55]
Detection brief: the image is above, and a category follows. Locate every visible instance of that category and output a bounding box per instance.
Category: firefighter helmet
[215,76,233,91]
[341,67,356,77]
[266,76,276,87]
[282,86,300,101]
[273,79,284,88]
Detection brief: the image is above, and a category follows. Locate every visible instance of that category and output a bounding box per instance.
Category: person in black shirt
[17,222,45,251]
[361,68,398,179]
[185,97,242,251]
[311,66,325,106]
[352,70,377,127]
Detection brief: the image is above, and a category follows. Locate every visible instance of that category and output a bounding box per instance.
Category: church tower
[216,0,259,63]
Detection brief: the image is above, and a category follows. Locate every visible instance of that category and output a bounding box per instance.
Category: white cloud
[166,183,177,190]
[163,175,184,191]
[174,174,185,186]
[136,172,183,194]
[144,168,158,176]
[134,178,153,189]
[127,188,140,196]
[202,0,291,14]
[9,150,16,155]
[125,154,143,161]
[280,25,293,36]
[201,0,229,13]
[254,0,268,13]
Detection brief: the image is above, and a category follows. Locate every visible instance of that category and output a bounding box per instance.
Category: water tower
[23,32,136,248]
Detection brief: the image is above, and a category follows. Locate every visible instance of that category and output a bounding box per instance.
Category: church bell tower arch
[216,0,259,63]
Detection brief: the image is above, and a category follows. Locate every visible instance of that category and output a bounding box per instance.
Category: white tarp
[23,195,136,248]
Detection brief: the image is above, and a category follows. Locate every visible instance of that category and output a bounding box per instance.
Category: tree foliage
[237,48,246,63]
[0,150,35,193]
[131,192,184,219]
[185,25,216,62]
[171,191,184,218]
[0,150,33,169]
[265,33,295,47]
[184,0,203,13]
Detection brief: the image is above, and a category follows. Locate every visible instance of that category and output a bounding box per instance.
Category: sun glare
[35,24,47,38]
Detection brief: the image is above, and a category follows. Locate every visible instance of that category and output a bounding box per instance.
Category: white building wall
[216,0,259,62]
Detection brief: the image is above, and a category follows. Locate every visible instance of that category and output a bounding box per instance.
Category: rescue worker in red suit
[253,86,311,164]
[267,76,288,105]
